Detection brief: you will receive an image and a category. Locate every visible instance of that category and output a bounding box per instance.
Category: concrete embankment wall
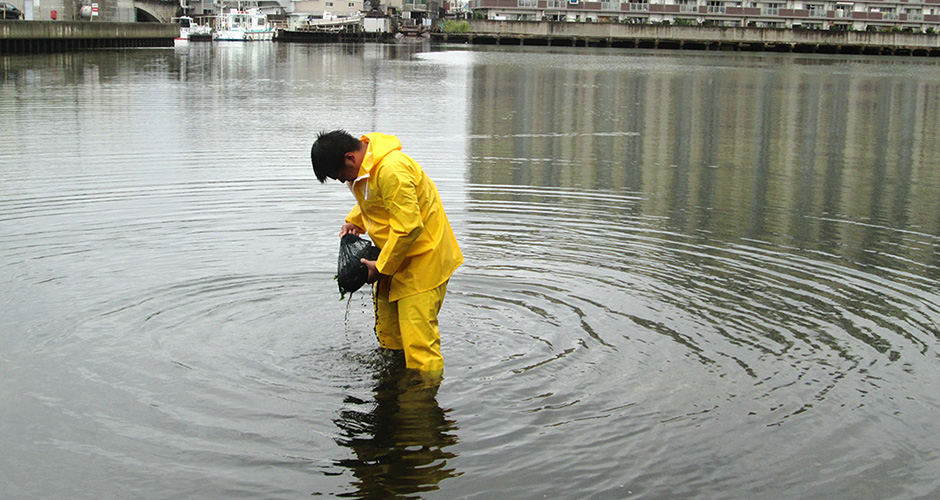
[438,20,940,56]
[0,21,177,54]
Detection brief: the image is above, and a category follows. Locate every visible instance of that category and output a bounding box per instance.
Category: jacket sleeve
[375,161,423,276]
[345,204,365,231]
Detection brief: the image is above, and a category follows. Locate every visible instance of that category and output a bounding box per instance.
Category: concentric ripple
[438,181,940,498]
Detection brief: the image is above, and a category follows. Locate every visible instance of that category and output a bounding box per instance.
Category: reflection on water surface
[333,355,460,498]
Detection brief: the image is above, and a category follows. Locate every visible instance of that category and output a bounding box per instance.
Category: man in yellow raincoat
[311,130,463,376]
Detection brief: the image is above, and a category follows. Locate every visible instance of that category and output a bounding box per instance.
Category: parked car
[1,2,22,19]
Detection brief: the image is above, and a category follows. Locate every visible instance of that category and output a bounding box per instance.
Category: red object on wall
[50,10,57,19]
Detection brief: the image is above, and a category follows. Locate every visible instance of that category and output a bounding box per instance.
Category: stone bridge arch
[134,0,180,23]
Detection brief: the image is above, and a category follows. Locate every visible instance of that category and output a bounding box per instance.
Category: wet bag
[337,233,381,296]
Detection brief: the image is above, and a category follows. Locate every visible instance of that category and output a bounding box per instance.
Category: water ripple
[5,45,940,500]
[446,182,940,444]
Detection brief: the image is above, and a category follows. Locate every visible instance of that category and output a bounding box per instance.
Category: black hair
[310,130,361,183]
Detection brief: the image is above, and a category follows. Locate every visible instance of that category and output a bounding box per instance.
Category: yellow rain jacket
[345,133,463,302]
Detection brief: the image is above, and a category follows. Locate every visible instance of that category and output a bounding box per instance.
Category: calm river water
[3,42,940,499]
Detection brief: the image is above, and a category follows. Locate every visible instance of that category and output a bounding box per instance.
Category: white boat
[294,12,362,32]
[213,8,275,41]
[173,16,212,41]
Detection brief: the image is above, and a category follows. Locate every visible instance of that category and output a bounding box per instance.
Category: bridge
[134,0,181,23]
[133,0,289,23]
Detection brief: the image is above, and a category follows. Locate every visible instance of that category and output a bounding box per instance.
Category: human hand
[360,258,381,283]
[340,223,364,237]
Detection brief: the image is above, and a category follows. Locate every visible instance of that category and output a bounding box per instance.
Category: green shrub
[442,19,471,33]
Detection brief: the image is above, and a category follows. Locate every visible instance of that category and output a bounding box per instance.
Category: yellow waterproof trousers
[373,278,448,373]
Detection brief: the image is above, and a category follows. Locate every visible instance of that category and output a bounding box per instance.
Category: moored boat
[173,15,212,41]
[213,8,275,41]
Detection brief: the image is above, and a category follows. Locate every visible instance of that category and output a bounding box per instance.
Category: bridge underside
[134,1,179,23]
[136,8,159,22]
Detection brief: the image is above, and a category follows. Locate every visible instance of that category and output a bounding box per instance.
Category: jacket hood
[359,133,402,176]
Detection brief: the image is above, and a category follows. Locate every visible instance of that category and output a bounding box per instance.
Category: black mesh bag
[337,233,381,296]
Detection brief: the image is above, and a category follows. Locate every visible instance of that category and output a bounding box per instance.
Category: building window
[707,1,725,13]
[518,0,537,7]
[761,2,780,15]
[805,4,825,17]
[834,4,852,18]
[905,8,924,20]
[871,7,898,19]
[630,0,649,11]
[677,0,696,12]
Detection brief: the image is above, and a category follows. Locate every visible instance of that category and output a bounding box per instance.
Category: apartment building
[468,0,940,31]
